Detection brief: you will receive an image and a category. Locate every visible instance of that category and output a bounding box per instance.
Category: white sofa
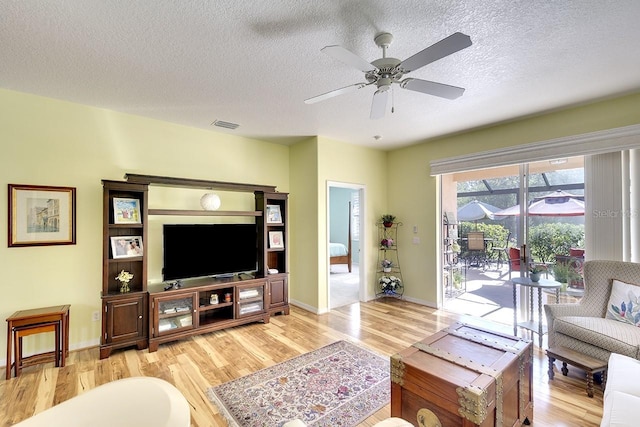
[13,377,190,427]
[601,353,640,427]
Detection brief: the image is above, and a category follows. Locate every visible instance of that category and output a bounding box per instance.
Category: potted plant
[381,214,396,228]
[379,275,402,294]
[380,238,394,249]
[529,264,546,282]
[381,259,394,272]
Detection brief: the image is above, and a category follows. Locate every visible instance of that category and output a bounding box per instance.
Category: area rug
[207,340,390,427]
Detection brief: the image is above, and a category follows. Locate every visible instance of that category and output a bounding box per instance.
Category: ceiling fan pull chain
[391,87,395,114]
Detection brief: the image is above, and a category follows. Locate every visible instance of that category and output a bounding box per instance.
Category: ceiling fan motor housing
[367,58,403,85]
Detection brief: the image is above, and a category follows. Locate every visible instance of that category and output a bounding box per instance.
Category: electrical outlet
[92,311,100,321]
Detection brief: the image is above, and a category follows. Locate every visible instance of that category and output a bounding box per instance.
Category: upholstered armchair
[544,260,640,362]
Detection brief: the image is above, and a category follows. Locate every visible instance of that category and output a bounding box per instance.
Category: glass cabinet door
[155,293,197,336]
[237,284,265,317]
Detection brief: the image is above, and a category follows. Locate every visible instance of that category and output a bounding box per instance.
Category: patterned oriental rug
[207,340,390,427]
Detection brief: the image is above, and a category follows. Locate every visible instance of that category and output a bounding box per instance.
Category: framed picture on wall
[110,236,144,259]
[8,184,76,247]
[268,231,284,249]
[266,205,282,223]
[113,197,141,224]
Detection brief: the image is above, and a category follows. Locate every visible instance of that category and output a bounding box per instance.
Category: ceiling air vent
[211,120,239,130]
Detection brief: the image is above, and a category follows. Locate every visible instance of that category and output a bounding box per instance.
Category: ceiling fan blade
[370,87,390,119]
[399,32,472,73]
[401,78,465,99]
[321,45,376,72]
[304,83,367,104]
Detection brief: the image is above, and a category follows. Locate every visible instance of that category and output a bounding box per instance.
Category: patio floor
[444,263,519,327]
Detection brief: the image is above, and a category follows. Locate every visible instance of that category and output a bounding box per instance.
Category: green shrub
[528,223,584,263]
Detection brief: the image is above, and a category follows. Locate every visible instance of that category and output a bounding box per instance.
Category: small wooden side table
[5,304,70,379]
[547,346,608,397]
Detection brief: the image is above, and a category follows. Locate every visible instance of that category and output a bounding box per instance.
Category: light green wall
[0,88,289,362]
[289,138,319,309]
[389,91,640,305]
[316,137,387,311]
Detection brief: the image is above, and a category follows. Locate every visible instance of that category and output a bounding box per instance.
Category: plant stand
[376,221,403,298]
[443,213,464,298]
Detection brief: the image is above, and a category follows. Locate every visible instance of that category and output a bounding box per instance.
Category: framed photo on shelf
[110,235,144,259]
[266,204,282,223]
[268,231,284,249]
[113,197,141,224]
[8,184,76,247]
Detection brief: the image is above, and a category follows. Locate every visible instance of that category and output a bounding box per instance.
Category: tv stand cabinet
[101,174,289,357]
[148,276,269,352]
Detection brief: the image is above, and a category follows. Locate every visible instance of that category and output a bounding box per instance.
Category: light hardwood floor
[0,299,604,426]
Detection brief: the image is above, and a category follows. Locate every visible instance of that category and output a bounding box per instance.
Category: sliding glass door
[441,157,585,309]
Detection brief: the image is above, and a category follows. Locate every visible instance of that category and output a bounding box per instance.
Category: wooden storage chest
[391,322,533,427]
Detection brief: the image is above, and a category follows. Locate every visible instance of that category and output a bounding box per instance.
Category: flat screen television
[163,224,258,281]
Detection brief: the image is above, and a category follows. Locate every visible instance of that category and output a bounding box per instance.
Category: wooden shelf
[158,311,193,320]
[125,173,277,193]
[199,302,233,312]
[149,209,262,217]
[239,296,263,304]
[109,256,143,263]
[108,223,144,229]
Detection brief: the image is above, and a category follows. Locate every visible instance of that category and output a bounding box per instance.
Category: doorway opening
[328,183,364,309]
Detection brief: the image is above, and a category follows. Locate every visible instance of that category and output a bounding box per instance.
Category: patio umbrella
[457,200,500,224]
[494,190,585,217]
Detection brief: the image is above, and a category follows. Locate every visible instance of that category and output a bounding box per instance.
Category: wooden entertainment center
[100,174,289,358]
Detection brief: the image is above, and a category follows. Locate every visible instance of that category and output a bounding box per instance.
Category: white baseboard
[401,295,438,309]
[289,299,327,314]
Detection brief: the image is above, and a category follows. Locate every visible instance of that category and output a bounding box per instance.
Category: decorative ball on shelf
[200,193,221,211]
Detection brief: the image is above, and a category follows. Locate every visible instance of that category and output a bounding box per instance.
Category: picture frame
[110,235,144,259]
[9,184,76,247]
[268,231,284,249]
[266,204,282,224]
[113,197,141,224]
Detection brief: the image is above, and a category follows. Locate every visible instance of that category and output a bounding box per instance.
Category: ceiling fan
[304,32,472,119]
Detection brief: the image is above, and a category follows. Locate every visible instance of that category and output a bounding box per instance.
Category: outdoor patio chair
[491,232,511,269]
[464,231,488,269]
[508,247,521,279]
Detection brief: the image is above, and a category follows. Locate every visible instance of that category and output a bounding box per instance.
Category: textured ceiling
[1,1,640,149]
